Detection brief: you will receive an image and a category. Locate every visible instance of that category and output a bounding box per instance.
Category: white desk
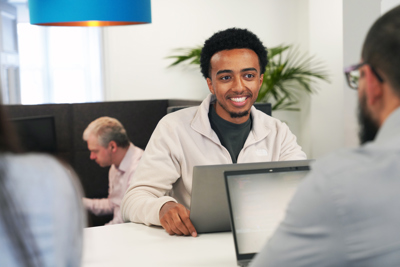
[82,223,238,267]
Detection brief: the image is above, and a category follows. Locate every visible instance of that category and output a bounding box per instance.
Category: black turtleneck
[208,104,252,163]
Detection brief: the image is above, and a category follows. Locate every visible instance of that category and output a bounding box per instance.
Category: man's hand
[159,202,197,237]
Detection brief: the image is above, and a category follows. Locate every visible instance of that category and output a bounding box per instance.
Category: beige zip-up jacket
[121,94,306,226]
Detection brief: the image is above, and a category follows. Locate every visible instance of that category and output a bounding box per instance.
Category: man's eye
[220,76,231,81]
[244,74,255,79]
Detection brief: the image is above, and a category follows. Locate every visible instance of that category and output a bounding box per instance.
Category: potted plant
[167,44,329,111]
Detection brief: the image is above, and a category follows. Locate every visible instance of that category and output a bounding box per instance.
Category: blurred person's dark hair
[362,5,400,96]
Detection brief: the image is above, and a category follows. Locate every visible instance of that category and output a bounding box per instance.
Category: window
[10,1,104,105]
[17,23,104,104]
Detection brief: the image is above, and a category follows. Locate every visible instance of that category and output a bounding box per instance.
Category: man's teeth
[231,97,246,102]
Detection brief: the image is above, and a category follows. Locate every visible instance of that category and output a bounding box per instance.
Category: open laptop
[190,160,313,234]
[224,162,312,267]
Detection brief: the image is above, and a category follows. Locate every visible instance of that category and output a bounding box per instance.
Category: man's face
[206,48,263,124]
[87,134,112,167]
[357,67,379,144]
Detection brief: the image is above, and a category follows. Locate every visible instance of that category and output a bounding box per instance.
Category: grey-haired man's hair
[83,117,130,148]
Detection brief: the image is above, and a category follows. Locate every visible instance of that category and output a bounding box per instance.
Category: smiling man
[121,28,306,236]
[207,48,261,123]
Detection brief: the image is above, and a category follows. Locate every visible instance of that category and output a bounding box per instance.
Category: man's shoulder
[5,153,76,196]
[251,107,288,131]
[117,143,144,172]
[129,143,144,154]
[6,153,64,174]
[310,145,383,181]
[159,106,199,127]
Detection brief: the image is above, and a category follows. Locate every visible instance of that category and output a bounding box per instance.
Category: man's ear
[207,78,215,94]
[364,65,383,106]
[259,73,264,88]
[108,141,117,152]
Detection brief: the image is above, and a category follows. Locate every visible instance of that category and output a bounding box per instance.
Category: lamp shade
[28,0,151,26]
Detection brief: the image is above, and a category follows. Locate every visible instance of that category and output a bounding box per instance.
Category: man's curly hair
[200,28,268,79]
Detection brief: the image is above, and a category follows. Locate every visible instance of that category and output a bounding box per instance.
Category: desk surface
[82,222,238,267]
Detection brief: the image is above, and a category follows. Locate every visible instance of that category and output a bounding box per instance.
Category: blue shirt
[252,107,400,267]
[0,154,85,267]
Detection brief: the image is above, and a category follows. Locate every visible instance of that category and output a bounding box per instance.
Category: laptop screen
[190,161,311,234]
[224,166,310,262]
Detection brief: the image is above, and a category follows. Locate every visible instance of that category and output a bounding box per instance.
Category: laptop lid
[224,161,312,265]
[190,160,313,234]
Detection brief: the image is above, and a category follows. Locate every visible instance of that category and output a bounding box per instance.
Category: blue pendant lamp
[28,0,151,26]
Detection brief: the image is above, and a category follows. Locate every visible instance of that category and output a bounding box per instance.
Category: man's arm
[121,119,196,235]
[277,122,307,160]
[250,170,346,267]
[159,202,197,237]
[83,197,113,215]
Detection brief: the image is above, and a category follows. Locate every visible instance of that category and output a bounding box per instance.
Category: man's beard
[216,96,251,119]
[358,93,379,144]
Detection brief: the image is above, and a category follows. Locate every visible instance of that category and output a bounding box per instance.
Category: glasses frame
[344,62,384,90]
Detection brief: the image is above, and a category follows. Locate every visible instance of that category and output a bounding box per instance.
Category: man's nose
[90,153,96,160]
[232,76,245,93]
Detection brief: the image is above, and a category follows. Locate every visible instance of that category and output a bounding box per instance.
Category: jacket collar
[191,94,271,145]
[116,143,134,173]
[191,94,219,143]
[374,106,400,145]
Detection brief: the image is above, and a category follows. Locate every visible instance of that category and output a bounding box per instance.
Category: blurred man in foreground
[252,5,400,266]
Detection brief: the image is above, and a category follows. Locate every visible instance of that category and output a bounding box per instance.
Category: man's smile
[230,96,247,103]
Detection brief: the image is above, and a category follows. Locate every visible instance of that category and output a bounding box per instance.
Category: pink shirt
[83,143,143,224]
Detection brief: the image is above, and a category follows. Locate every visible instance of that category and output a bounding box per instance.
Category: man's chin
[229,110,250,118]
[216,98,252,119]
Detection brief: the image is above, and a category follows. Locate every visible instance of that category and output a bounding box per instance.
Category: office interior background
[2,0,399,160]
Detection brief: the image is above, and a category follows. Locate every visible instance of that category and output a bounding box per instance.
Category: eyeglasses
[344,62,384,89]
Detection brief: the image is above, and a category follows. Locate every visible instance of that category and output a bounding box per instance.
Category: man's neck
[376,86,400,127]
[112,146,129,169]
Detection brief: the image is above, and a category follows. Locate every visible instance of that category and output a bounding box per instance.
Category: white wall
[302,0,383,159]
[102,0,311,155]
[382,0,400,13]
[103,0,397,159]
[102,0,308,102]
[305,0,345,159]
